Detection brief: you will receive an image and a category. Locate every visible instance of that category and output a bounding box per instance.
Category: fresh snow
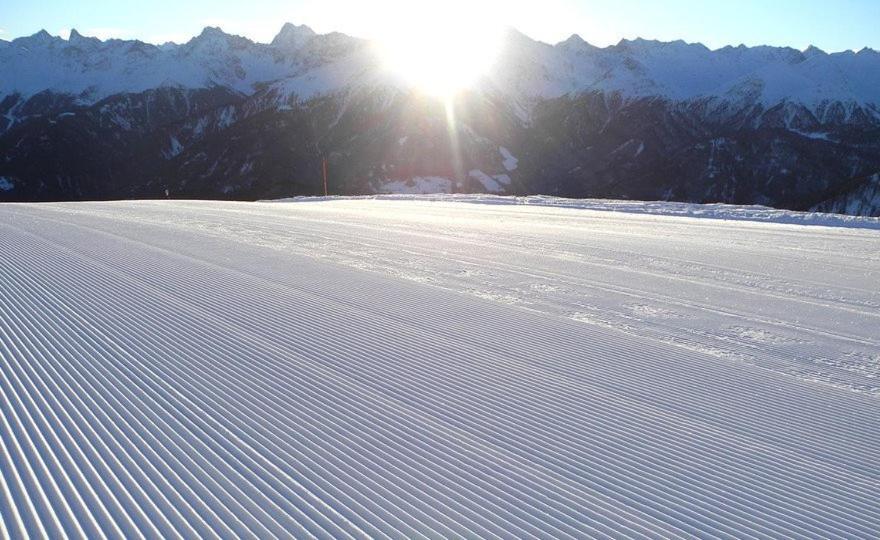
[468,170,505,193]
[499,146,519,171]
[162,135,184,159]
[0,199,878,539]
[280,194,880,230]
[376,176,453,194]
[790,128,834,141]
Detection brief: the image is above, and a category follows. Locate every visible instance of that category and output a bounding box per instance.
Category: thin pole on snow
[322,157,328,196]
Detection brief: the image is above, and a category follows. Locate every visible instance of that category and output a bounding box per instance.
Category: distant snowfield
[276,194,880,230]
[1,198,878,538]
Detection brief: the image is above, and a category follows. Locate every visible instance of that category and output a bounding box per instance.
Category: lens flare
[376,4,502,97]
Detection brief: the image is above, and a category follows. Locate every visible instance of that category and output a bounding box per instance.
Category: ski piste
[0,197,877,538]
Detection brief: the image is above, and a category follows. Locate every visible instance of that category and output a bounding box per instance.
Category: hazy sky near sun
[1,0,878,52]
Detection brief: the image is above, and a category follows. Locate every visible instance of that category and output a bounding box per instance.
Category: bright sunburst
[376,5,503,97]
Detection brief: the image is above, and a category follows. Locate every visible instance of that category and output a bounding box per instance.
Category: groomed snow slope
[0,198,878,539]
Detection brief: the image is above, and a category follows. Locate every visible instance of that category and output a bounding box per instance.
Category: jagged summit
[13,29,59,46]
[68,29,102,48]
[197,26,225,37]
[272,22,316,48]
[0,23,880,110]
[804,45,826,57]
[187,26,246,45]
[2,23,879,108]
[556,33,597,53]
[616,37,658,47]
[559,33,586,45]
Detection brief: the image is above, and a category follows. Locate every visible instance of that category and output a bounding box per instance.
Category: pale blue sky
[1,0,878,52]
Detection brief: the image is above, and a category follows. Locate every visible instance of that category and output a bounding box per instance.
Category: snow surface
[0,198,878,538]
[376,177,453,194]
[499,146,519,171]
[162,135,184,159]
[468,170,505,193]
[790,129,833,141]
[280,194,880,230]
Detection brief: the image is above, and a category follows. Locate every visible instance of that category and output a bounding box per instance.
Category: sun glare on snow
[376,4,503,97]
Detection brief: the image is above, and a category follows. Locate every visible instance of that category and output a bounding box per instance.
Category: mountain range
[1,24,879,215]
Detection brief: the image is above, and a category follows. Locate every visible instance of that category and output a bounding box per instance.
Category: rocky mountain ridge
[1,24,878,215]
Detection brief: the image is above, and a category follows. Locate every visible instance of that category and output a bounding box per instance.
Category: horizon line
[2,23,877,56]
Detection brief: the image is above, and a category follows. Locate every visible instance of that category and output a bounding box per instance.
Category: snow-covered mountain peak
[485,29,880,108]
[271,23,317,49]
[193,26,229,39]
[556,34,599,55]
[183,26,255,52]
[1,24,879,113]
[500,26,542,47]
[12,29,63,49]
[611,37,702,54]
[30,29,55,42]
[0,23,370,102]
[67,29,103,50]
[558,33,587,46]
[803,45,826,58]
[613,37,658,50]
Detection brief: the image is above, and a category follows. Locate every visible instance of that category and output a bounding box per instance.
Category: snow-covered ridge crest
[1,24,879,109]
[0,24,373,103]
[488,28,880,109]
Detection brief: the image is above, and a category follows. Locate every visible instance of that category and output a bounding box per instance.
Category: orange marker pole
[322,157,328,196]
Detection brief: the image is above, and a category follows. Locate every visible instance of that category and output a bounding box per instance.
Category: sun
[376,5,503,97]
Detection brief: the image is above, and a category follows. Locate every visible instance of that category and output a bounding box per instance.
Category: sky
[1,0,878,52]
